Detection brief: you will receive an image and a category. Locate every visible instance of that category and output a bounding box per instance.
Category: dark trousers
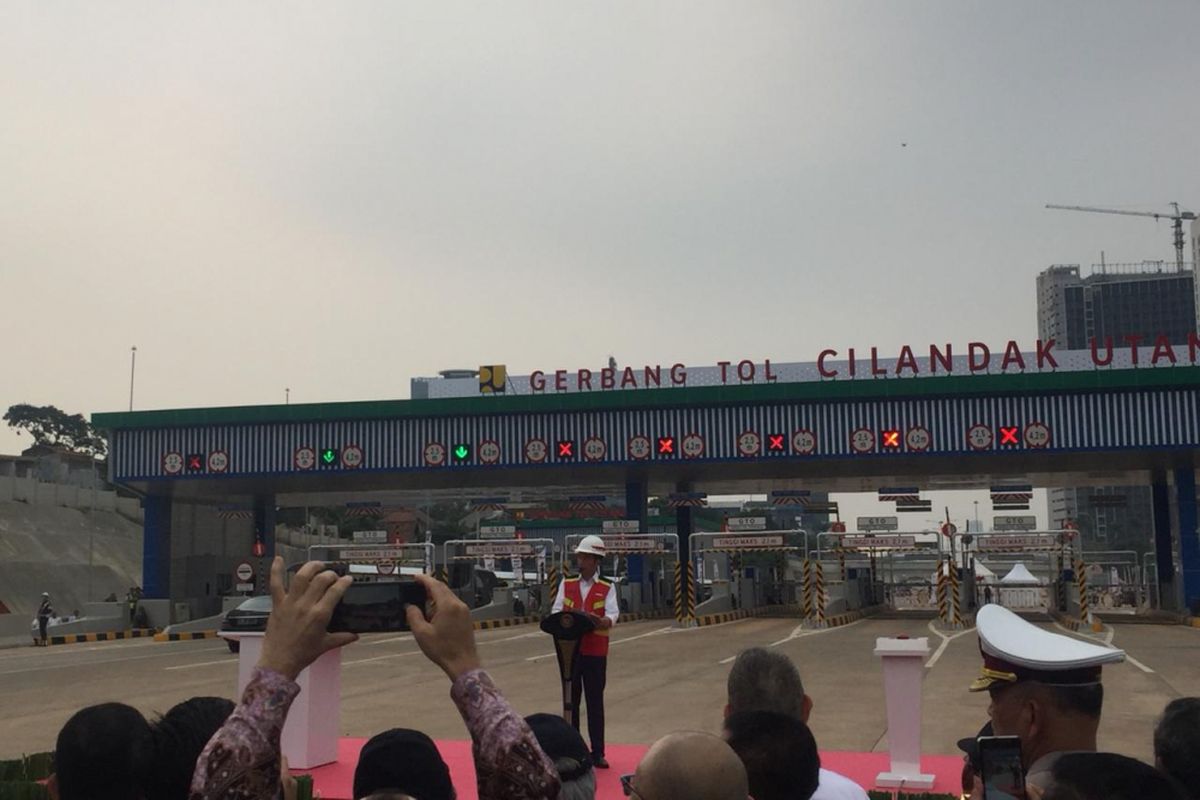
[570,654,607,757]
[38,617,48,643]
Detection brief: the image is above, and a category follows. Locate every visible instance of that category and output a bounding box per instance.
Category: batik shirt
[190,666,561,800]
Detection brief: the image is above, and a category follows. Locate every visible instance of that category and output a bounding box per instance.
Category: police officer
[968,603,1125,793]
[552,535,619,768]
[37,592,53,646]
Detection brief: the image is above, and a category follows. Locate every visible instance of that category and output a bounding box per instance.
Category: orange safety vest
[562,576,612,657]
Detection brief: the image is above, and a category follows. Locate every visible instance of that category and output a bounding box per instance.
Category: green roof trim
[92,366,1200,431]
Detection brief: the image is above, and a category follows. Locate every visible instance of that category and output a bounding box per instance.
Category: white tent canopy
[1000,563,1043,584]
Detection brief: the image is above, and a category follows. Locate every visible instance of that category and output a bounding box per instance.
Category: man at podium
[551,535,620,768]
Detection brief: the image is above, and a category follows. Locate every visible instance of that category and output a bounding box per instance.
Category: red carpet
[299,738,965,798]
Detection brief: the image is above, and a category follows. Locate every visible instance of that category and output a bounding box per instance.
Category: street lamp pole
[128,346,137,411]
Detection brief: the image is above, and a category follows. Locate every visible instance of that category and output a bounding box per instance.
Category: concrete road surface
[2,615,1196,763]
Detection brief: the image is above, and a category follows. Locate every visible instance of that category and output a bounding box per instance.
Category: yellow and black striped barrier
[474,616,540,631]
[936,560,949,624]
[44,628,156,646]
[673,561,685,625]
[802,559,813,621]
[948,559,962,628]
[1076,559,1089,626]
[814,561,826,628]
[695,604,880,629]
[691,566,700,628]
[153,630,220,642]
[546,564,560,602]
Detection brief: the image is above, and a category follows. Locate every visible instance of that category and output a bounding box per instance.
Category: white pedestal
[221,632,342,769]
[874,636,935,790]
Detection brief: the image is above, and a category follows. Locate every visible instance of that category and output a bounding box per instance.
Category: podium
[220,632,342,769]
[539,611,597,726]
[874,636,935,789]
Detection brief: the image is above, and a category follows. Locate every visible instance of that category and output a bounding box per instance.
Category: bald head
[633,731,748,800]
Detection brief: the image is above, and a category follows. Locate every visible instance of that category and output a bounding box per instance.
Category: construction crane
[1045,202,1197,271]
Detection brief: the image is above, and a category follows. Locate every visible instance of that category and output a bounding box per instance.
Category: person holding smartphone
[968,604,1126,794]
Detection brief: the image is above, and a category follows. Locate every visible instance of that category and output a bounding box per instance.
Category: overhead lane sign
[857,516,899,531]
[839,535,917,549]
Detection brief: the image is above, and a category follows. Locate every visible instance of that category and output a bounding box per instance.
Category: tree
[3,404,107,458]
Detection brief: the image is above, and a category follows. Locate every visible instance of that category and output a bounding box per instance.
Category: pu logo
[479,365,507,394]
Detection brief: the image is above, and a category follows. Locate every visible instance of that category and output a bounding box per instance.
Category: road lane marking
[526,626,673,662]
[165,658,237,671]
[344,650,424,666]
[0,645,228,677]
[925,619,974,669]
[1123,652,1152,671]
[717,617,870,665]
[1051,622,1154,673]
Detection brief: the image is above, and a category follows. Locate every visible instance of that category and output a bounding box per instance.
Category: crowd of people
[41,556,1200,800]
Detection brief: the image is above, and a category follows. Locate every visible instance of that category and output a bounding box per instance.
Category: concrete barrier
[154,630,221,642]
[48,629,154,646]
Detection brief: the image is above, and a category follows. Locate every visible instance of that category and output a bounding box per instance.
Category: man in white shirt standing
[724,647,868,800]
[552,535,620,768]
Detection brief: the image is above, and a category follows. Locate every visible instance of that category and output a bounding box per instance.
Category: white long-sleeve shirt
[551,575,620,625]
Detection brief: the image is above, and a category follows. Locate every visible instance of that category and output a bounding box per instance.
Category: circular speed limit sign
[737,430,761,457]
[293,447,315,470]
[1025,421,1051,449]
[905,426,932,452]
[583,436,607,462]
[627,435,651,461]
[208,450,229,473]
[850,427,875,454]
[162,452,184,475]
[525,438,548,463]
[791,429,817,455]
[681,433,705,459]
[967,424,993,451]
[341,445,364,469]
[478,440,501,464]
[423,442,446,467]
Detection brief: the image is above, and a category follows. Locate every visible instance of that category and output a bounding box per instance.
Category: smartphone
[978,735,1025,800]
[327,580,428,633]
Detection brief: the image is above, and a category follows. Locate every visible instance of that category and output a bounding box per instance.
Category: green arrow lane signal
[319,448,339,467]
[452,443,472,463]
[454,446,469,459]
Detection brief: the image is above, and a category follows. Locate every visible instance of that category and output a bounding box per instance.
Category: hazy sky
[3,2,1198,526]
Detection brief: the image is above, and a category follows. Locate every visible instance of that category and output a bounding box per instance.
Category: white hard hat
[42,592,49,597]
[575,535,606,557]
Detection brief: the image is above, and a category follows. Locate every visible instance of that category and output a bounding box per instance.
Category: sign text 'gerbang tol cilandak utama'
[521,334,1200,393]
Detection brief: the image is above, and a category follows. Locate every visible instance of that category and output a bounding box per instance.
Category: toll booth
[562,533,680,615]
[817,531,942,615]
[690,530,808,616]
[1079,550,1145,613]
[958,532,1077,614]
[442,538,555,618]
